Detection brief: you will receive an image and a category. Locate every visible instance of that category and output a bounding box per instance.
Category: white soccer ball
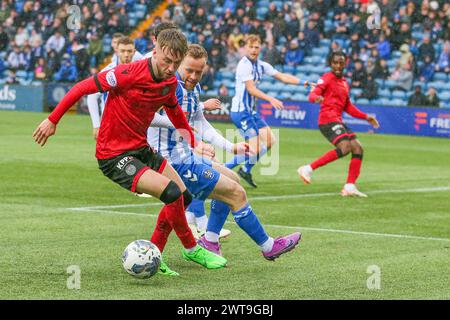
[122,240,161,279]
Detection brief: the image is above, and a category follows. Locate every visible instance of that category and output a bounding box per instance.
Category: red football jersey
[48,58,196,159]
[309,72,367,125]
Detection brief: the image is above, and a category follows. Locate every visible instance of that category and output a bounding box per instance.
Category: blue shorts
[172,155,220,201]
[231,111,268,140]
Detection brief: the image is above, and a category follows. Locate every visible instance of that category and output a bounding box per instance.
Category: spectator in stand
[391,62,413,92]
[398,43,413,68]
[285,39,304,66]
[134,32,148,54]
[45,30,65,54]
[209,47,226,71]
[200,64,214,92]
[266,2,278,21]
[357,74,378,101]
[424,87,440,108]
[391,22,411,50]
[53,53,77,82]
[348,33,361,57]
[304,20,320,49]
[7,46,24,70]
[418,35,436,62]
[419,55,435,82]
[408,85,427,107]
[87,33,103,68]
[263,40,282,66]
[377,33,391,60]
[351,60,366,89]
[333,12,350,40]
[435,41,450,73]
[6,70,19,84]
[373,59,391,79]
[15,26,29,47]
[218,84,229,96]
[172,5,185,27]
[0,25,9,51]
[34,57,49,81]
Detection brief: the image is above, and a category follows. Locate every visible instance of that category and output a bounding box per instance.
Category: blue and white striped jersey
[148,73,203,164]
[231,56,279,113]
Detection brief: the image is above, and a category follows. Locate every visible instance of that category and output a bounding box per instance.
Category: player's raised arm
[33,64,134,146]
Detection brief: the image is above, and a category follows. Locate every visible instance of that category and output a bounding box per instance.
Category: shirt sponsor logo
[116,156,134,170]
[106,71,117,87]
[317,79,324,85]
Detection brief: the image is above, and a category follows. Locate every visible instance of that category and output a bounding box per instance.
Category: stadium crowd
[1,0,449,107]
[0,0,158,84]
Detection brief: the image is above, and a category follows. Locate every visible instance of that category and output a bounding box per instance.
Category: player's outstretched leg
[205,174,301,261]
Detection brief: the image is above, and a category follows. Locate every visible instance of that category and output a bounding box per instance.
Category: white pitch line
[67,185,450,211]
[66,208,450,243]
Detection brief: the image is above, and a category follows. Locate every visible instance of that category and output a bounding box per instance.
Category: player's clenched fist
[33,118,56,147]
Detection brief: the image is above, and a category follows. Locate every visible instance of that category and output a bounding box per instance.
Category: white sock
[185,244,198,253]
[205,231,219,243]
[196,215,208,231]
[186,211,196,225]
[260,237,275,253]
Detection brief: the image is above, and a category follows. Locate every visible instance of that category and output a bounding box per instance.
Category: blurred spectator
[391,63,413,92]
[435,42,450,73]
[357,74,378,100]
[87,33,103,68]
[263,41,282,66]
[209,47,225,71]
[348,33,361,57]
[408,85,427,107]
[6,70,19,84]
[0,25,8,51]
[373,59,391,79]
[134,32,148,53]
[285,39,304,66]
[53,54,78,82]
[7,46,25,70]
[377,33,391,60]
[218,84,229,96]
[200,64,214,92]
[34,57,49,81]
[304,20,320,49]
[15,26,29,47]
[424,87,440,108]
[398,43,413,68]
[172,5,185,27]
[419,56,435,82]
[418,35,436,62]
[45,30,65,54]
[351,60,366,89]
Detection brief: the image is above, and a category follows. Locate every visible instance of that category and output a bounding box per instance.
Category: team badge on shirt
[162,85,170,95]
[106,71,117,87]
[203,169,214,180]
[125,164,137,176]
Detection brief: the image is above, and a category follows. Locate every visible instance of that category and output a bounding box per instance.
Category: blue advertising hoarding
[0,84,44,112]
[257,100,450,138]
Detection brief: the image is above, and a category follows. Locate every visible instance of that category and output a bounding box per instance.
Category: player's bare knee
[337,143,351,157]
[230,182,247,206]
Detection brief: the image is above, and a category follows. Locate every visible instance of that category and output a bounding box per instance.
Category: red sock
[162,195,197,250]
[150,208,172,253]
[311,149,340,170]
[347,156,362,184]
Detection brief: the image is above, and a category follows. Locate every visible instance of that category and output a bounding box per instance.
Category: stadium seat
[428,82,447,90]
[356,98,369,105]
[384,80,397,90]
[391,90,407,99]
[352,88,363,97]
[280,91,292,100]
[438,92,450,102]
[220,71,234,81]
[391,99,407,106]
[433,73,447,82]
[283,85,298,93]
[283,65,296,74]
[267,90,279,97]
[370,99,383,105]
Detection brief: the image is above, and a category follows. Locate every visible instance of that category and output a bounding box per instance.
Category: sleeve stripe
[93,74,104,93]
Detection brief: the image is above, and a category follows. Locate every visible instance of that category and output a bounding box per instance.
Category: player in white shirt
[148,44,301,275]
[110,32,143,65]
[225,34,309,188]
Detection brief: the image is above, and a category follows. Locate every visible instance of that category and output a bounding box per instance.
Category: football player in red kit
[297,51,380,197]
[33,29,227,272]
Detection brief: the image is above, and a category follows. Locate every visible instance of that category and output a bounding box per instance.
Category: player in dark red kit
[297,51,380,197]
[33,29,227,273]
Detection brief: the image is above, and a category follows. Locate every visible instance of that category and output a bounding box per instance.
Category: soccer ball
[122,240,161,279]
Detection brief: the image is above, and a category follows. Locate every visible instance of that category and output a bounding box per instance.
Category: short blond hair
[187,44,208,60]
[245,34,261,45]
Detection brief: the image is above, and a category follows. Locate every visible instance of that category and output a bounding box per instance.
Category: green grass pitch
[0,110,449,299]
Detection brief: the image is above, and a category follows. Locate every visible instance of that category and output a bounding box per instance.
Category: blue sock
[232,203,269,246]
[187,198,205,218]
[243,145,268,173]
[207,200,230,234]
[225,154,247,169]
